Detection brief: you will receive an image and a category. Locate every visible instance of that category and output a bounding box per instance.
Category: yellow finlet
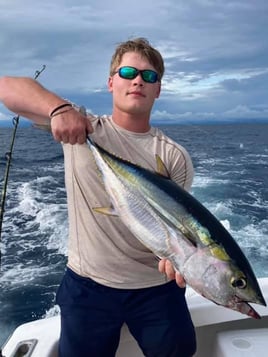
[209,244,230,261]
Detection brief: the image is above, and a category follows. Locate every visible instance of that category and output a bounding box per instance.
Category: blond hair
[110,38,165,80]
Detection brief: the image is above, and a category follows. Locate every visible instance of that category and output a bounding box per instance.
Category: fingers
[175,272,186,288]
[158,258,166,274]
[158,258,186,288]
[159,259,175,280]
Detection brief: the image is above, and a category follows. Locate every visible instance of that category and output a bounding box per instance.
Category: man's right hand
[51,107,93,144]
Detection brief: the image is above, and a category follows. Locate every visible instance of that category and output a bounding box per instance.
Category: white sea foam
[43,303,60,318]
[34,203,68,255]
[237,220,268,249]
[6,175,68,254]
[220,219,231,230]
[192,175,230,188]
[0,263,52,287]
[210,201,233,217]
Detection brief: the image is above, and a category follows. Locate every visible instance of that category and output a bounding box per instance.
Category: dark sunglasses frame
[115,66,159,83]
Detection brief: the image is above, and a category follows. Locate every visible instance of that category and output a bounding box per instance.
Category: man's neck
[112,110,151,133]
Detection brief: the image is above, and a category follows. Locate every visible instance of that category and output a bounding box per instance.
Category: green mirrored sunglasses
[115,66,159,83]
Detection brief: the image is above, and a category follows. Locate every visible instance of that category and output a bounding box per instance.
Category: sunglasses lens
[119,67,138,79]
[118,67,159,83]
[142,70,158,83]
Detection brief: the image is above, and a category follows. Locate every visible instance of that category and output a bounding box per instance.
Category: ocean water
[0,123,267,346]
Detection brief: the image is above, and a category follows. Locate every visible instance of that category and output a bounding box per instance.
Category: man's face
[108,52,161,116]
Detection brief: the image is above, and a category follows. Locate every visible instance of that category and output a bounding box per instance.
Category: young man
[0,38,196,356]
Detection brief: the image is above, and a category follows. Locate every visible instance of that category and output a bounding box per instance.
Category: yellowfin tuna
[87,138,266,319]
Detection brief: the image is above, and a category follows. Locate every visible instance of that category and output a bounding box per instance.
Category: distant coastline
[155,118,268,126]
[1,118,268,128]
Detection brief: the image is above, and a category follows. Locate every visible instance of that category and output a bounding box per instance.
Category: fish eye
[231,277,247,289]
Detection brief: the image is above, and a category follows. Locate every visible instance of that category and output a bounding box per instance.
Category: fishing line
[0,65,46,267]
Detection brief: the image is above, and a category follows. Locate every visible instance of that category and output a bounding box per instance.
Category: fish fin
[144,194,198,248]
[93,206,118,216]
[183,231,199,247]
[155,155,170,178]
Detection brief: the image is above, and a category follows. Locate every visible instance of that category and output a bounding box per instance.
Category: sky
[0,0,268,126]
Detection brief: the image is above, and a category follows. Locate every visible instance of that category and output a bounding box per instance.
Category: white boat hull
[2,278,268,357]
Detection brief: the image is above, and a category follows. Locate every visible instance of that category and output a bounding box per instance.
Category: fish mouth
[232,296,262,319]
[241,302,261,319]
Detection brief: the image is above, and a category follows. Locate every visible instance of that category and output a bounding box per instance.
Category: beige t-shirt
[63,115,194,289]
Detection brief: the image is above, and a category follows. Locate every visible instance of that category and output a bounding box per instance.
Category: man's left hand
[158,258,186,288]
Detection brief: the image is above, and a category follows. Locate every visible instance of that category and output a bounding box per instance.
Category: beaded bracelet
[49,103,72,117]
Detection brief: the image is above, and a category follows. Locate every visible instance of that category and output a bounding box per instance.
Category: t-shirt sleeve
[168,145,194,192]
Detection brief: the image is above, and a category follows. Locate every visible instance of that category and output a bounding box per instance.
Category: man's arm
[0,76,92,144]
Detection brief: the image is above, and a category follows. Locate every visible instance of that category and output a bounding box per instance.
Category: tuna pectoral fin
[93,206,118,216]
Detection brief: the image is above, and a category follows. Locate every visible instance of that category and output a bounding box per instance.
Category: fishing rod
[0,64,46,267]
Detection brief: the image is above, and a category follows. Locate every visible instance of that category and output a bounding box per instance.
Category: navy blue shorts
[56,268,196,357]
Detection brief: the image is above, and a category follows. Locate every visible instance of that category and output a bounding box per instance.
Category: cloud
[0,0,268,123]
